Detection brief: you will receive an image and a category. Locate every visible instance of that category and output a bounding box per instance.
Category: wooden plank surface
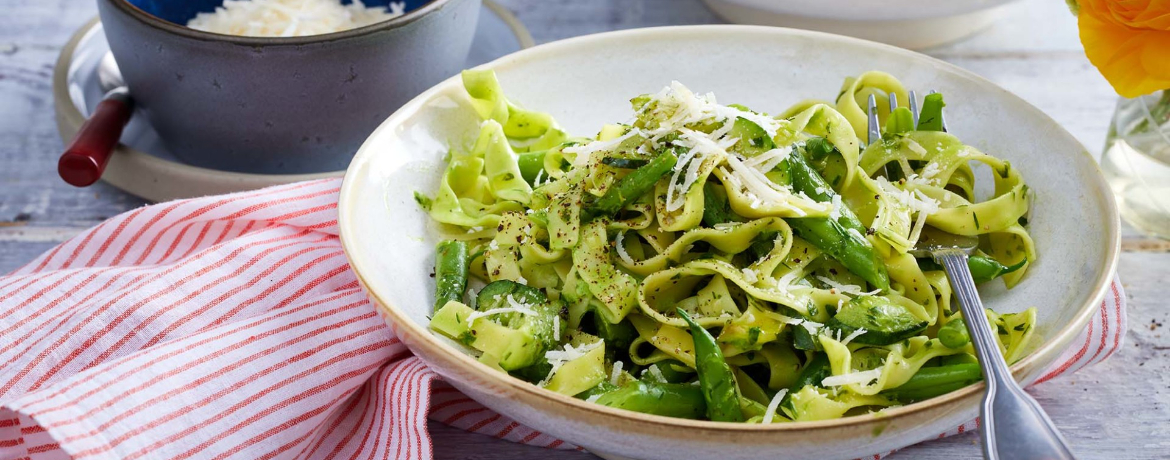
[0,0,1167,458]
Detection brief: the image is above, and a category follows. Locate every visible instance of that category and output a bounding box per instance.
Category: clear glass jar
[1100,90,1170,239]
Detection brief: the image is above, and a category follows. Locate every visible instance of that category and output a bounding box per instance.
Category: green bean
[969,257,1027,282]
[885,380,971,402]
[738,397,769,419]
[600,157,649,169]
[584,150,679,221]
[677,308,744,422]
[593,380,707,419]
[884,107,916,137]
[917,93,946,132]
[517,151,547,186]
[881,363,981,401]
[576,381,618,400]
[791,353,832,392]
[701,181,744,227]
[433,240,470,309]
[890,363,981,391]
[781,353,832,410]
[938,318,971,348]
[787,147,891,291]
[917,256,1026,283]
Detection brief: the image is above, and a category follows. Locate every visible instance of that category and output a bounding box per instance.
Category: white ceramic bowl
[339,25,1119,460]
[702,0,1021,49]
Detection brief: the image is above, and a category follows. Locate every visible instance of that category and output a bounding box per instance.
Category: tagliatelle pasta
[418,70,1039,423]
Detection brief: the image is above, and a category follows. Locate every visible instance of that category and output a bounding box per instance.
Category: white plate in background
[702,0,1021,49]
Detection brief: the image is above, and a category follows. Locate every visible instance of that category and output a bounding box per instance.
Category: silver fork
[870,96,1076,460]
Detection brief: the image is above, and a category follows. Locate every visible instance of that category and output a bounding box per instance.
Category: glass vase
[1100,89,1170,239]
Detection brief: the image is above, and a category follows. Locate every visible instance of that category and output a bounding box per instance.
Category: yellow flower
[1078,0,1170,98]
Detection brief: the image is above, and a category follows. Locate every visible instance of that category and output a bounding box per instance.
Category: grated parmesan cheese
[724,155,796,211]
[553,315,560,342]
[563,128,645,168]
[610,361,624,385]
[874,176,941,247]
[544,341,602,363]
[815,275,865,296]
[840,328,868,345]
[762,388,789,424]
[646,364,666,383]
[919,162,942,181]
[614,232,636,265]
[846,227,866,242]
[541,340,605,386]
[799,319,824,336]
[464,302,537,325]
[874,177,939,215]
[906,139,928,156]
[641,81,784,143]
[911,189,940,213]
[187,0,405,37]
[665,145,702,212]
[822,368,883,387]
[741,268,759,284]
[774,269,802,291]
[665,128,735,212]
[908,190,940,245]
[742,146,791,173]
[829,195,844,221]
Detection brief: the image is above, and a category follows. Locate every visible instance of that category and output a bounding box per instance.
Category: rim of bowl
[339,24,1121,434]
[108,0,453,46]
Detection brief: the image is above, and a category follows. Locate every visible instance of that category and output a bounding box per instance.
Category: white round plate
[702,0,1020,49]
[339,25,1118,460]
[52,1,533,202]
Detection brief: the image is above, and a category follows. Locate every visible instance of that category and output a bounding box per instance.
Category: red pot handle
[58,89,134,187]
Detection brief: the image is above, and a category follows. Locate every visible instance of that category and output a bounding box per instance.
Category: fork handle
[936,250,1077,460]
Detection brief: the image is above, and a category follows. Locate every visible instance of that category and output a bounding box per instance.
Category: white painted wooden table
[1,0,1167,458]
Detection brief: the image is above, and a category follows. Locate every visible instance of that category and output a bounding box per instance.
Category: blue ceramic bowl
[96,0,481,174]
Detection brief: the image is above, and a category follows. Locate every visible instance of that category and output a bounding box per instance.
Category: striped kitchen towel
[0,179,1126,460]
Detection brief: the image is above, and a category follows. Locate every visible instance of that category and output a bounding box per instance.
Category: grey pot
[96,0,482,174]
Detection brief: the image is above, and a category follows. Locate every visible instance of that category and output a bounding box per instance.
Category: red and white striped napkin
[0,179,1125,460]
